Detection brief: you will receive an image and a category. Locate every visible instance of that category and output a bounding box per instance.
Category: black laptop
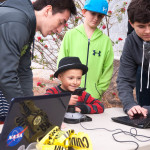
[0,93,71,150]
[111,114,150,129]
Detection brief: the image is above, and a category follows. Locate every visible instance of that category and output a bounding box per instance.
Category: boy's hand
[75,107,81,113]
[69,95,78,105]
[127,105,148,117]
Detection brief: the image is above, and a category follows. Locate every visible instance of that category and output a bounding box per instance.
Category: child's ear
[129,20,134,29]
[58,74,62,81]
[82,9,87,16]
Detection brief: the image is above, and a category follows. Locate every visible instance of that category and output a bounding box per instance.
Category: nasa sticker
[7,126,25,147]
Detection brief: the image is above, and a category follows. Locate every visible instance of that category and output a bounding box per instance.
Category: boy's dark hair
[128,0,150,24]
[33,0,77,15]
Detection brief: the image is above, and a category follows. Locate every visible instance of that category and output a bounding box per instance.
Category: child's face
[82,9,104,29]
[130,21,150,41]
[58,69,83,92]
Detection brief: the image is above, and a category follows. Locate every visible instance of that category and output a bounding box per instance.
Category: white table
[1,108,150,150]
[62,108,150,150]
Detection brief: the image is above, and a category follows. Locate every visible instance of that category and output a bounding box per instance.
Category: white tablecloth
[1,108,150,150]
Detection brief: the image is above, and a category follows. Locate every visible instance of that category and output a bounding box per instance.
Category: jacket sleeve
[76,91,104,114]
[0,22,31,103]
[57,32,69,67]
[45,88,55,95]
[45,87,60,95]
[117,38,138,113]
[96,39,114,98]
[18,46,33,97]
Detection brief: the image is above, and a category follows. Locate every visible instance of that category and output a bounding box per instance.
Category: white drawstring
[140,42,145,92]
[147,60,150,89]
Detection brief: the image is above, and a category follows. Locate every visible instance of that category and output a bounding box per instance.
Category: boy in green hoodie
[58,0,114,100]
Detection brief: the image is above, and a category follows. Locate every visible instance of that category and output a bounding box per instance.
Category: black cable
[112,129,139,150]
[79,122,150,150]
[80,121,121,132]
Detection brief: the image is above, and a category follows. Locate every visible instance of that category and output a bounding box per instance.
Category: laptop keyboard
[131,118,150,126]
[119,115,150,127]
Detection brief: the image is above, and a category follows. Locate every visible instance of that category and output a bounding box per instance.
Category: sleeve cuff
[77,104,89,114]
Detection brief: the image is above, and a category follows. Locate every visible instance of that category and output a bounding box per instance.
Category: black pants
[136,66,150,106]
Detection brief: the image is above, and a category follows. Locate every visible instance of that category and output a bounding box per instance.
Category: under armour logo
[93,50,101,56]
[103,7,107,12]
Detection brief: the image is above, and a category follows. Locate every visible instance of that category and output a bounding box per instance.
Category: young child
[45,57,104,114]
[117,0,150,117]
[57,0,114,101]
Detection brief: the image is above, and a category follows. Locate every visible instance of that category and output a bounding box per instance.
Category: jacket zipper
[84,39,90,88]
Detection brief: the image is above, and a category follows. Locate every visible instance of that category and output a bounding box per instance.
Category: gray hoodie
[117,30,150,113]
[0,0,36,103]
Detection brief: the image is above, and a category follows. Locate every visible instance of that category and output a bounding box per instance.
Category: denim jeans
[136,66,150,106]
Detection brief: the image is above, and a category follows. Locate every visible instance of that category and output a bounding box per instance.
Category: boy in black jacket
[117,0,150,117]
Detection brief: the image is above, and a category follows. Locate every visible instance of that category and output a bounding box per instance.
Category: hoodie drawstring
[147,60,150,89]
[140,43,145,92]
[140,41,150,92]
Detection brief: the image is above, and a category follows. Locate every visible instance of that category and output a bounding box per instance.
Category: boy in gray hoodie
[117,0,150,117]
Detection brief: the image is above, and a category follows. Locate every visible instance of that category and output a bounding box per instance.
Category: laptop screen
[0,93,71,150]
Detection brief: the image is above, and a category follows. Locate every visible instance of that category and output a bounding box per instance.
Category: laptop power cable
[79,122,150,150]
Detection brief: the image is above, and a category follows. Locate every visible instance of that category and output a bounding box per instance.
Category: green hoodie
[58,24,114,100]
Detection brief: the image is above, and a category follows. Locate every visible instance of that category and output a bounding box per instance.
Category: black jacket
[0,0,36,103]
[117,31,150,113]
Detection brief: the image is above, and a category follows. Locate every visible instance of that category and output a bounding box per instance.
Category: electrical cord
[112,128,139,150]
[79,121,150,150]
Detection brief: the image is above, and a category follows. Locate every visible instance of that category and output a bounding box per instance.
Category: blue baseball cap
[84,0,108,15]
